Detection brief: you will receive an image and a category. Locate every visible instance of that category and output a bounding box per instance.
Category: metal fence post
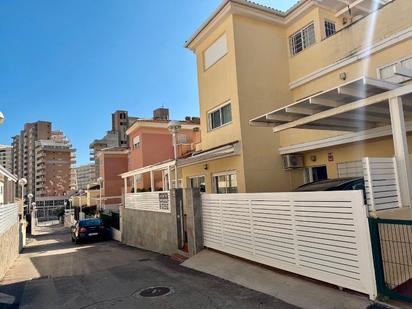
[368,217,386,296]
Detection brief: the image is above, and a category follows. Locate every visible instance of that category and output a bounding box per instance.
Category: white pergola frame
[334,0,392,17]
[250,76,412,207]
[120,160,176,193]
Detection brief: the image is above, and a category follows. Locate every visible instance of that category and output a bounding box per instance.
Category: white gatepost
[150,170,154,192]
[389,96,412,207]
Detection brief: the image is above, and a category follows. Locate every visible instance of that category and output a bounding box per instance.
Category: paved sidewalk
[183,249,375,309]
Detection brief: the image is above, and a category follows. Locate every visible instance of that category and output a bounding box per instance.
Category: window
[289,23,315,56]
[189,176,206,193]
[133,136,141,149]
[204,33,228,70]
[324,20,336,38]
[177,134,188,144]
[337,161,363,178]
[213,172,237,194]
[208,103,232,130]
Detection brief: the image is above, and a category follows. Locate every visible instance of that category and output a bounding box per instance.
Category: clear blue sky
[0,0,298,165]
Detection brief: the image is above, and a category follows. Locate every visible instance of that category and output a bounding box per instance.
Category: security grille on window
[177,134,188,144]
[208,103,232,130]
[325,20,336,38]
[213,172,237,194]
[289,23,315,56]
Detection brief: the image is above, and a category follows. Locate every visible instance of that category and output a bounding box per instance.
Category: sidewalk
[182,249,373,309]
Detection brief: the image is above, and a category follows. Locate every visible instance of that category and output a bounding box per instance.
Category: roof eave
[184,0,316,51]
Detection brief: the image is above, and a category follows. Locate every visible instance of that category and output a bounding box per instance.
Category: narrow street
[0,224,298,309]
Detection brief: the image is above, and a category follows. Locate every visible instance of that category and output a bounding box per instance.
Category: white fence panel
[363,157,401,211]
[201,191,376,299]
[125,191,170,213]
[0,203,18,234]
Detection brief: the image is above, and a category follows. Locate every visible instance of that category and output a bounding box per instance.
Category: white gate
[201,191,376,299]
[0,203,18,234]
[362,157,401,211]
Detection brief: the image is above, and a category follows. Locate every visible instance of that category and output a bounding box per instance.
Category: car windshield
[79,219,102,227]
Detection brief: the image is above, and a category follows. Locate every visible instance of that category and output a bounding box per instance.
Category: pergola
[250,75,412,207]
[120,160,176,193]
[317,0,393,18]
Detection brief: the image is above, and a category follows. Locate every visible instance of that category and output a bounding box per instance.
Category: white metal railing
[201,191,376,299]
[125,191,170,213]
[0,203,18,234]
[363,157,401,211]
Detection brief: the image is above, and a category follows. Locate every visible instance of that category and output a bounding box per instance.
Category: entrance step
[171,253,188,263]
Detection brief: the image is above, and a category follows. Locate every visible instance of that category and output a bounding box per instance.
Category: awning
[250,77,412,133]
[177,141,241,167]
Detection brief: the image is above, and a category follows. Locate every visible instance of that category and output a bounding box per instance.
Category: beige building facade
[183,0,411,193]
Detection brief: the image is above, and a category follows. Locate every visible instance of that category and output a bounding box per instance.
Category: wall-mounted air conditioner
[282,154,304,170]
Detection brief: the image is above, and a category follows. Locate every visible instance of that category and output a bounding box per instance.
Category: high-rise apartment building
[12,121,52,197]
[11,122,75,201]
[74,163,96,190]
[0,145,12,172]
[35,131,75,198]
[90,110,138,177]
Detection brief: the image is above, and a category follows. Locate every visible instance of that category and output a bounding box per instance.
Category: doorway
[304,166,328,183]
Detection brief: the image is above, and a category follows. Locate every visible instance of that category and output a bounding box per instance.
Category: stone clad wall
[121,190,179,256]
[0,222,20,280]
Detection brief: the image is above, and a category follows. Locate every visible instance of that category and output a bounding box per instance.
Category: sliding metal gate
[369,218,412,302]
[201,191,377,299]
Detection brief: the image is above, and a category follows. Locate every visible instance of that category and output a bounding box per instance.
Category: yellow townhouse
[181,0,412,199]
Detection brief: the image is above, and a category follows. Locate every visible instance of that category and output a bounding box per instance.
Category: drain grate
[136,286,174,298]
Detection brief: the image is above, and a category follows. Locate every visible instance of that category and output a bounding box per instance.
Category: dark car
[71,218,105,244]
[295,177,366,203]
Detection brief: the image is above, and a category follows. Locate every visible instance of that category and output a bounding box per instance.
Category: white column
[133,175,137,192]
[150,170,154,192]
[167,166,172,191]
[124,177,127,194]
[389,96,412,207]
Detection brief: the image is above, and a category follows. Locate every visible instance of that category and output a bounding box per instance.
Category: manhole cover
[137,286,173,298]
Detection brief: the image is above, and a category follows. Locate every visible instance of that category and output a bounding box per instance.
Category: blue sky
[0,0,298,165]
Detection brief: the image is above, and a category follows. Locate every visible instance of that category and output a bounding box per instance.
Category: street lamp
[32,202,36,226]
[97,177,103,212]
[78,189,84,219]
[0,111,4,125]
[168,121,182,189]
[27,193,33,215]
[18,178,27,215]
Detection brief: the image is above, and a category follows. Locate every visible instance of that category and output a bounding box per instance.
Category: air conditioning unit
[282,154,304,170]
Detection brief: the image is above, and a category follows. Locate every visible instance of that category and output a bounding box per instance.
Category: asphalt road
[0,224,298,309]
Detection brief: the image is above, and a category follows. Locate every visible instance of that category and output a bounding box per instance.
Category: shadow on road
[0,224,298,309]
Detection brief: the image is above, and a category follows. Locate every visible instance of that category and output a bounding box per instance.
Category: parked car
[71,218,105,244]
[294,177,367,203]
